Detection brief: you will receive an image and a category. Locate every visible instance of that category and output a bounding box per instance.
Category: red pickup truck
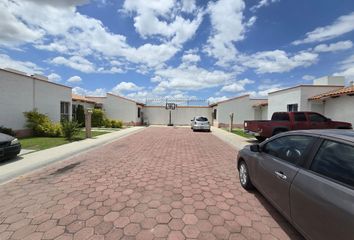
[244,111,352,141]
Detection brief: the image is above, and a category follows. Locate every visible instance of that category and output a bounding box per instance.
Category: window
[310,140,354,188]
[138,107,141,118]
[271,112,290,121]
[213,109,217,120]
[60,102,70,121]
[294,112,307,121]
[309,113,326,122]
[263,135,315,165]
[196,117,208,122]
[72,104,77,120]
[287,104,298,112]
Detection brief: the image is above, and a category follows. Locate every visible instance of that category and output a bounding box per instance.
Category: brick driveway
[0,127,303,240]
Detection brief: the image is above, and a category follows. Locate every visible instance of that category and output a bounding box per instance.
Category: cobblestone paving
[0,127,303,240]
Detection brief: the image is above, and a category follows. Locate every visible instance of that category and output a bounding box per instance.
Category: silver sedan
[237,129,354,240]
[191,116,211,132]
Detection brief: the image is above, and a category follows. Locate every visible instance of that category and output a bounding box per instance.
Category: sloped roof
[252,100,268,107]
[309,85,354,100]
[72,94,97,104]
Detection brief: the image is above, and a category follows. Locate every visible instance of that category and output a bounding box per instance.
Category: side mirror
[250,144,261,152]
[326,118,332,122]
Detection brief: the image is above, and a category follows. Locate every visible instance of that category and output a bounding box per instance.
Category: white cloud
[302,75,315,81]
[181,53,201,63]
[220,78,254,92]
[239,50,318,73]
[0,1,44,47]
[245,84,283,97]
[72,86,106,96]
[47,73,61,82]
[313,40,353,52]
[122,0,203,45]
[204,0,246,66]
[51,56,95,73]
[2,0,192,71]
[207,96,228,104]
[334,54,354,80]
[293,12,354,45]
[251,0,280,12]
[112,81,143,94]
[67,76,82,83]
[153,63,234,92]
[0,54,43,74]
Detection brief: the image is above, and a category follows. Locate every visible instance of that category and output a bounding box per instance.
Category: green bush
[76,105,85,126]
[103,118,112,128]
[92,109,105,127]
[61,121,81,140]
[24,110,62,137]
[0,126,15,136]
[111,120,123,128]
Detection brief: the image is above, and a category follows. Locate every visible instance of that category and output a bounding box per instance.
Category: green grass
[19,131,110,151]
[227,128,254,139]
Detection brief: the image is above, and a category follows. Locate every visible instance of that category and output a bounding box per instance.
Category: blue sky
[1,0,354,104]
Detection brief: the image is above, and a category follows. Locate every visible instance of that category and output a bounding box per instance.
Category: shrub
[76,105,85,126]
[92,109,105,127]
[0,126,15,136]
[103,118,112,128]
[61,121,81,140]
[24,110,62,137]
[111,120,123,128]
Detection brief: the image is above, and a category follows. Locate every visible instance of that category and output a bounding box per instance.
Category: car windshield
[196,117,208,121]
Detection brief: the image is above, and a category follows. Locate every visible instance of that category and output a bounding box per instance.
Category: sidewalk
[211,126,258,150]
[0,126,145,184]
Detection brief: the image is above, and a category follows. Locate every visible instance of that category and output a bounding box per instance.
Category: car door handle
[275,171,287,180]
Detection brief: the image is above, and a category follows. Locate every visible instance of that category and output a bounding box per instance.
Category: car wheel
[238,161,254,190]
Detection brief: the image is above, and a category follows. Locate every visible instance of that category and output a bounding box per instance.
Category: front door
[254,135,316,219]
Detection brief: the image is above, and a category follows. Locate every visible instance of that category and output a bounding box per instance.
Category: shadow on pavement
[252,191,305,240]
[0,156,24,166]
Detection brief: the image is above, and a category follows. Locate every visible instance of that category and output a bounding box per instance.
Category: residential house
[267,76,345,119]
[210,95,268,128]
[309,83,354,125]
[0,68,72,136]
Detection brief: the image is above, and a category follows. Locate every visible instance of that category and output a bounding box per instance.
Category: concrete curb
[211,127,257,150]
[0,127,145,184]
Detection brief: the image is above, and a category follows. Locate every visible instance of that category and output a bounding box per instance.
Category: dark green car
[0,133,21,161]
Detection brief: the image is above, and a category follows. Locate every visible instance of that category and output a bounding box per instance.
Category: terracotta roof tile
[252,100,268,107]
[309,85,354,100]
[72,94,97,104]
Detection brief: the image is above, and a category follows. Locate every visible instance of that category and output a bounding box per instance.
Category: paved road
[0,127,303,240]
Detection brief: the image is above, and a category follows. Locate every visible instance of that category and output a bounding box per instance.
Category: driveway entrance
[0,127,302,240]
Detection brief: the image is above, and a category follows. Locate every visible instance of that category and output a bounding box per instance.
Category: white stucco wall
[0,70,72,130]
[323,95,354,125]
[104,94,140,123]
[268,85,343,119]
[216,96,265,125]
[143,106,212,125]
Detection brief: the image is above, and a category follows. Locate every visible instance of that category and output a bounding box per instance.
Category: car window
[271,113,290,121]
[294,112,306,121]
[310,140,354,188]
[196,117,208,121]
[309,113,326,122]
[263,135,315,165]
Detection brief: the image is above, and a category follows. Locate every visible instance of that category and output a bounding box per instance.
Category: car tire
[238,161,254,190]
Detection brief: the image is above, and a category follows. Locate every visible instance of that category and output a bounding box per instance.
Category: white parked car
[191,116,211,132]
